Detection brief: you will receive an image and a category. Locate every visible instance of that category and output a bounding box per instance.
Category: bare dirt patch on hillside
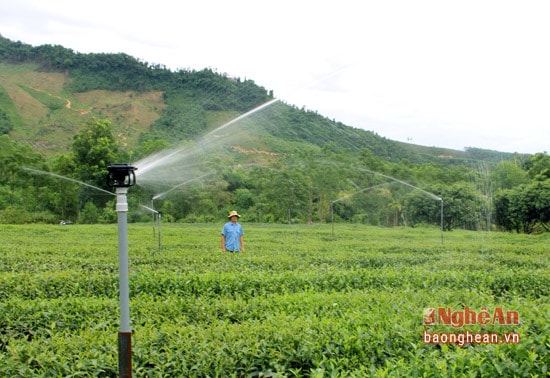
[73,90,166,147]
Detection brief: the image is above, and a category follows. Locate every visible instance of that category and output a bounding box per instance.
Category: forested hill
[1,35,548,232]
[0,35,521,164]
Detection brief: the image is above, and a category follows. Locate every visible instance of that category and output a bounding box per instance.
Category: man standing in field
[221,210,244,253]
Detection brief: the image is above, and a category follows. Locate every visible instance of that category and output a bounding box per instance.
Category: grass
[0,223,548,377]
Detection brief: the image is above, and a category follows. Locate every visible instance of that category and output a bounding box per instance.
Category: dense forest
[0,35,548,233]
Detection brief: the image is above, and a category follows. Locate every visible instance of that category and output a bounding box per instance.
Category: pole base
[118,331,132,378]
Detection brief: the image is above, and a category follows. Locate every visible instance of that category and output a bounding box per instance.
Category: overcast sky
[1,0,548,154]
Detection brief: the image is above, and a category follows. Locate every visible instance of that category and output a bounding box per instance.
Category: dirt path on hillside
[27,86,91,114]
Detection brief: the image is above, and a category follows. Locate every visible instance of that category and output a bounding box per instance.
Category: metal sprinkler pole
[115,187,132,377]
[151,199,155,238]
[440,199,444,245]
[331,201,335,237]
[157,211,162,253]
[107,163,136,378]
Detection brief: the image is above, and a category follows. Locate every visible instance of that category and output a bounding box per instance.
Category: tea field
[0,223,548,377]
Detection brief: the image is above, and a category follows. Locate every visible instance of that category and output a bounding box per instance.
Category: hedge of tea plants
[0,224,548,377]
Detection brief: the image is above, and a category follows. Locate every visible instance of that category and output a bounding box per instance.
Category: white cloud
[1,0,548,153]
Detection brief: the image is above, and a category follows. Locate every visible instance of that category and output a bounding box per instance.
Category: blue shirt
[221,222,244,251]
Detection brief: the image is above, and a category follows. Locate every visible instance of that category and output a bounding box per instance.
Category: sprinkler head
[107,163,137,188]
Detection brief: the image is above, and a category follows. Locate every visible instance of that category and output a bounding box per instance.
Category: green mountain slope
[0,34,523,165]
[1,35,547,232]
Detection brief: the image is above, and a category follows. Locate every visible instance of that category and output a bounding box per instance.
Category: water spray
[106,163,137,378]
[152,172,215,201]
[134,98,280,186]
[355,167,444,244]
[355,167,442,201]
[22,167,116,197]
[203,98,280,137]
[140,204,162,253]
[330,183,390,237]
[142,172,216,253]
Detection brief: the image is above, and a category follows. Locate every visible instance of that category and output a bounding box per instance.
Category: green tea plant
[0,223,548,377]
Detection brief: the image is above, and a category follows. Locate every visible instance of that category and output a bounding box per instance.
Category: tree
[0,135,59,221]
[249,166,311,223]
[71,119,121,208]
[495,181,550,233]
[491,161,529,190]
[404,191,441,228]
[404,183,482,231]
[524,152,550,181]
[49,154,79,220]
[440,183,484,230]
[72,119,119,182]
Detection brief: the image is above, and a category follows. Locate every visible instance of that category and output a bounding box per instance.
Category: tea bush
[0,224,548,376]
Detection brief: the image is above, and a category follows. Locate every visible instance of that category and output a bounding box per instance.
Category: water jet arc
[355,167,444,244]
[22,167,115,196]
[330,183,390,237]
